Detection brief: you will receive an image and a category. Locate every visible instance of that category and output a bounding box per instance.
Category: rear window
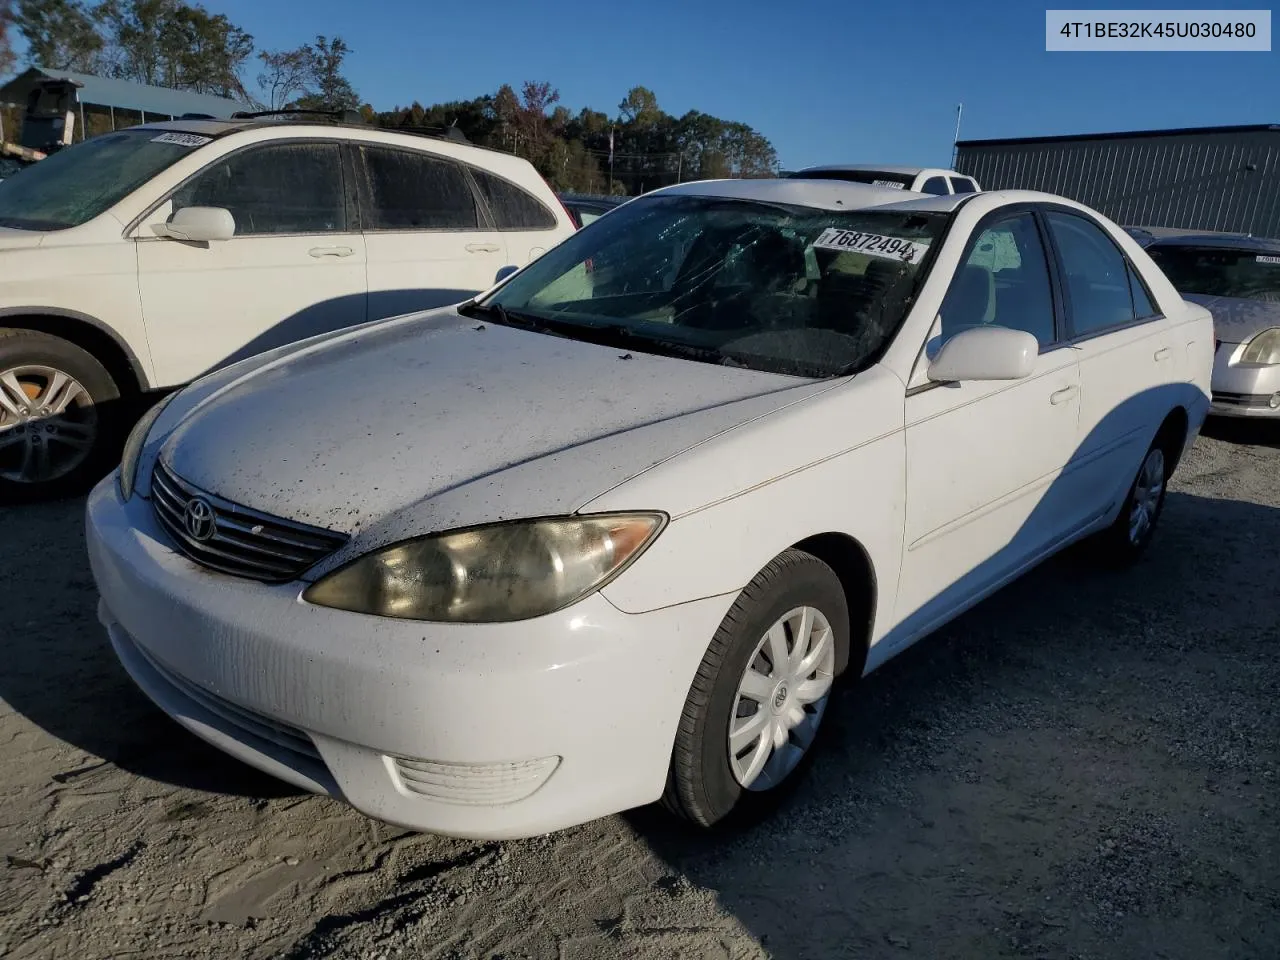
[1147,244,1280,302]
[470,168,557,230]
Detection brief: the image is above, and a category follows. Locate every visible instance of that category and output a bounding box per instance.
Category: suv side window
[920,176,951,196]
[1045,211,1148,336]
[470,168,557,230]
[949,177,978,194]
[939,211,1057,347]
[172,142,346,235]
[358,146,480,230]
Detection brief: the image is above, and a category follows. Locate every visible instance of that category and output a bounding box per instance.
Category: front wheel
[0,329,122,501]
[662,549,849,827]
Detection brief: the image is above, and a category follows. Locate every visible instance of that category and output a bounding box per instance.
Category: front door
[354,144,508,320]
[896,210,1081,638]
[136,140,368,385]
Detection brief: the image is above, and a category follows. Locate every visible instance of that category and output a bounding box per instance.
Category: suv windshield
[0,128,213,230]
[478,194,947,377]
[1147,244,1280,302]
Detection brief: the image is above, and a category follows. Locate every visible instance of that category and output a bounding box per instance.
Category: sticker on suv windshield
[872,180,906,190]
[151,132,213,147]
[1257,254,1280,265]
[812,227,930,264]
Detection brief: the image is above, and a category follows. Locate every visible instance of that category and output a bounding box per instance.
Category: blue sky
[20,0,1280,167]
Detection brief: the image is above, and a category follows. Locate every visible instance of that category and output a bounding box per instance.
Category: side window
[172,142,346,235]
[950,177,978,194]
[1127,263,1159,318]
[920,176,951,196]
[1045,211,1145,336]
[470,168,557,230]
[359,146,479,230]
[939,212,1057,347]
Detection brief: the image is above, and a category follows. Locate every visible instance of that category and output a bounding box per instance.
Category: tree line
[0,0,777,195]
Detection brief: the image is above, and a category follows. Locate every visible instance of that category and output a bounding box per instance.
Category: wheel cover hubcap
[0,365,97,484]
[1128,447,1166,545]
[728,605,836,791]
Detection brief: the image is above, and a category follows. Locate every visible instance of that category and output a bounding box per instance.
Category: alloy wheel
[0,365,98,483]
[1128,447,1166,545]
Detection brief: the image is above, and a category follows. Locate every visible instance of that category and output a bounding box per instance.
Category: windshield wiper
[459,300,558,334]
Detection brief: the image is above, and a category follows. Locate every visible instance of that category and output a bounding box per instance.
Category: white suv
[788,164,981,196]
[0,118,576,497]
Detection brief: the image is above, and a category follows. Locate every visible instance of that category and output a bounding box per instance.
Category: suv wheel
[0,329,122,501]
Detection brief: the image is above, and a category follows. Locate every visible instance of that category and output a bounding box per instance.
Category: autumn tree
[0,0,13,74]
[292,35,358,111]
[256,45,311,110]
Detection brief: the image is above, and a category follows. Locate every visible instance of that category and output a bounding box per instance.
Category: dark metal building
[955,124,1280,238]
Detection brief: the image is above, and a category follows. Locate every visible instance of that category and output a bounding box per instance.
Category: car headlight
[1241,327,1280,364]
[118,392,176,501]
[303,513,667,623]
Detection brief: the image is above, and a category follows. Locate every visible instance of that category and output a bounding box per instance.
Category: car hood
[1183,293,1280,344]
[0,226,43,250]
[161,310,820,534]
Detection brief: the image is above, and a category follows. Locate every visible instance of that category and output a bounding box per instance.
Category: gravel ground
[2,422,1278,960]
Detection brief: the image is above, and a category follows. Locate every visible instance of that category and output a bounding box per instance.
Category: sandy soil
[2,422,1277,960]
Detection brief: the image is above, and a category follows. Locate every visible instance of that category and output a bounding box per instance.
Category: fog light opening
[1269,392,1280,410]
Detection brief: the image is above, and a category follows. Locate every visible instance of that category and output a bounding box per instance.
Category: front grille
[150,459,347,583]
[137,643,323,764]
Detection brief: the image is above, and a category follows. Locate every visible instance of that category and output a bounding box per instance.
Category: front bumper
[86,478,735,839]
[1210,341,1280,418]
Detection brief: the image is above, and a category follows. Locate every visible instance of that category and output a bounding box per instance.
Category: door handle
[308,246,354,258]
[1154,347,1171,362]
[1050,385,1078,405]
[465,242,501,253]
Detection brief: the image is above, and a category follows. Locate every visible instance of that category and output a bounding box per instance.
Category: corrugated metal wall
[955,128,1280,238]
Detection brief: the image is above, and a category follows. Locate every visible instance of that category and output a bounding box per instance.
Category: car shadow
[628,487,1280,959]
[1200,415,1280,449]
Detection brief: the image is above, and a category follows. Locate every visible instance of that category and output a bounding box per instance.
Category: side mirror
[928,325,1038,383]
[159,206,235,242]
[494,265,519,284]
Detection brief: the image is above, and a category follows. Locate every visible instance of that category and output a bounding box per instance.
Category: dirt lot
[2,422,1277,960]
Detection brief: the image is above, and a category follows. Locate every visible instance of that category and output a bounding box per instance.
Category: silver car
[1147,234,1280,417]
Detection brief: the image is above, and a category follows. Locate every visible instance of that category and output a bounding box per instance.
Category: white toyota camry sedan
[86,178,1213,839]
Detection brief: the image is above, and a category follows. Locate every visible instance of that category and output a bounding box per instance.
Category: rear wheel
[662,549,849,827]
[0,329,122,501]
[1092,436,1171,565]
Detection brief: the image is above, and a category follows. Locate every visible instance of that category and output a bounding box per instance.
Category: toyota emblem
[183,497,217,542]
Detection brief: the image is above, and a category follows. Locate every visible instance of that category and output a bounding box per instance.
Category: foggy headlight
[1241,327,1280,364]
[303,513,667,622]
[118,392,176,501]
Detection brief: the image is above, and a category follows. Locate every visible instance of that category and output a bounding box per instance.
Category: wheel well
[1155,406,1189,472]
[2,314,145,396]
[793,532,875,679]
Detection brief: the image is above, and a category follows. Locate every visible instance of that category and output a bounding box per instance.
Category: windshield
[0,128,213,230]
[1148,244,1280,302]
[480,194,947,378]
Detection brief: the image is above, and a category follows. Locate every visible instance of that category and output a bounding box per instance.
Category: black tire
[0,328,123,502]
[662,548,850,828]
[1091,432,1174,567]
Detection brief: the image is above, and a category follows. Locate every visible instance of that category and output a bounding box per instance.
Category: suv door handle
[465,242,501,253]
[309,246,354,258]
[1050,385,1078,405]
[1154,347,1171,362]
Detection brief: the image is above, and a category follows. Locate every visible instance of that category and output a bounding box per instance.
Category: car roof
[1146,233,1280,255]
[792,164,965,177]
[646,177,972,212]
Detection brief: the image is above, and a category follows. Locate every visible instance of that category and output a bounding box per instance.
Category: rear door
[136,139,368,384]
[354,144,508,319]
[468,166,565,264]
[1042,209,1175,526]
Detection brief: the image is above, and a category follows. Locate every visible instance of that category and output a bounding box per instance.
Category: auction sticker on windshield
[872,180,907,189]
[150,132,213,147]
[1257,255,1280,265]
[812,228,930,264]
